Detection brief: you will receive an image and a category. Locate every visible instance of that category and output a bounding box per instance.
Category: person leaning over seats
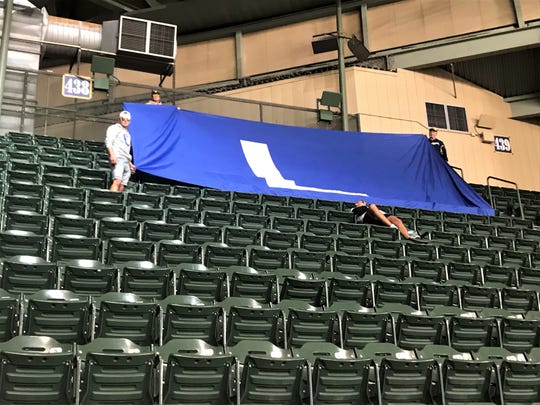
[105,110,136,192]
[351,200,415,239]
[146,89,162,105]
[428,127,448,161]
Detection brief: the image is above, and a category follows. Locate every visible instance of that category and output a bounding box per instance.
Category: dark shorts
[362,211,389,226]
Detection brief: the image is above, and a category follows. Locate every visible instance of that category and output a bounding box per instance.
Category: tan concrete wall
[367,0,518,51]
[222,66,540,191]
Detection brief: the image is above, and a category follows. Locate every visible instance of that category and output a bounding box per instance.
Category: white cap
[119,110,131,120]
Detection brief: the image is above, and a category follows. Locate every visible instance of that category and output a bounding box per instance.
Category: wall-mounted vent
[118,16,176,60]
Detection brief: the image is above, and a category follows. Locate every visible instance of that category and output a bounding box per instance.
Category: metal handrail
[486,176,524,220]
[450,165,464,178]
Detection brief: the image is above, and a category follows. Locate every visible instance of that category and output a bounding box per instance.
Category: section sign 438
[62,74,92,100]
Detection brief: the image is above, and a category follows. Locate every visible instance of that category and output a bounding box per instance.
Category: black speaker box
[312,35,339,54]
[347,35,370,62]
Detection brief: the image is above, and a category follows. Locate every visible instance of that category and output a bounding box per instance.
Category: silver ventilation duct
[42,11,102,62]
[0,1,44,133]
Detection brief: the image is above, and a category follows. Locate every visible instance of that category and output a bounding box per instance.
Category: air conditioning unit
[118,16,177,60]
[101,16,177,76]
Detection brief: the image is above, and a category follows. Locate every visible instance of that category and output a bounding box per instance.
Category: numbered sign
[62,74,92,100]
[494,136,511,153]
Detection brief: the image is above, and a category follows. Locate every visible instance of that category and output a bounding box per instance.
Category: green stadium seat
[293,342,371,405]
[97,217,138,240]
[500,359,540,404]
[200,209,236,227]
[3,195,44,214]
[94,292,160,345]
[258,228,298,250]
[139,182,170,195]
[182,223,222,244]
[165,207,199,225]
[3,209,47,235]
[160,294,221,345]
[51,234,101,262]
[156,240,201,266]
[418,282,460,311]
[342,310,393,350]
[197,197,231,213]
[237,350,306,404]
[105,237,154,265]
[325,273,370,306]
[231,201,264,216]
[226,266,277,303]
[140,220,181,242]
[395,313,446,350]
[268,215,304,233]
[289,249,327,273]
[162,194,197,210]
[23,289,91,344]
[327,252,370,277]
[221,225,259,247]
[1,255,56,293]
[280,276,327,307]
[379,357,436,404]
[245,245,289,270]
[0,336,75,404]
[121,261,173,300]
[201,188,232,201]
[441,358,497,404]
[448,315,498,352]
[201,242,245,268]
[51,214,95,237]
[87,201,124,219]
[127,204,164,222]
[222,297,283,348]
[177,265,227,301]
[232,191,260,204]
[62,259,118,295]
[78,338,157,404]
[171,185,201,198]
[236,213,268,230]
[159,338,235,405]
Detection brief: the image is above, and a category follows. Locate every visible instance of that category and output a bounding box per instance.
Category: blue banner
[125,102,494,215]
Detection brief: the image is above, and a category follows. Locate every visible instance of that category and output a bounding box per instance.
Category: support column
[0,0,14,117]
[336,0,348,131]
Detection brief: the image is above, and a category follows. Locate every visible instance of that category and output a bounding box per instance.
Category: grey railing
[487,176,524,220]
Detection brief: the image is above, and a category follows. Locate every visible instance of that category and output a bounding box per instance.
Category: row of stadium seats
[0,230,538,271]
[1,131,105,151]
[2,334,540,404]
[0,256,539,311]
[2,283,540,351]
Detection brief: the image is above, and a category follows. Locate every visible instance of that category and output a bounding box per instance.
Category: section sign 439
[494,136,511,153]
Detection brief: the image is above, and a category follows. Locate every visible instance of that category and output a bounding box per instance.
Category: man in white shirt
[105,110,136,191]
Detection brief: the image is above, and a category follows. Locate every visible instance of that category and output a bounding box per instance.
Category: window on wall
[426,102,468,132]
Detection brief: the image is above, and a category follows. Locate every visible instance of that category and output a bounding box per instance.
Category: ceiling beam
[385,24,540,70]
[127,0,401,45]
[89,0,137,12]
[505,93,540,120]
